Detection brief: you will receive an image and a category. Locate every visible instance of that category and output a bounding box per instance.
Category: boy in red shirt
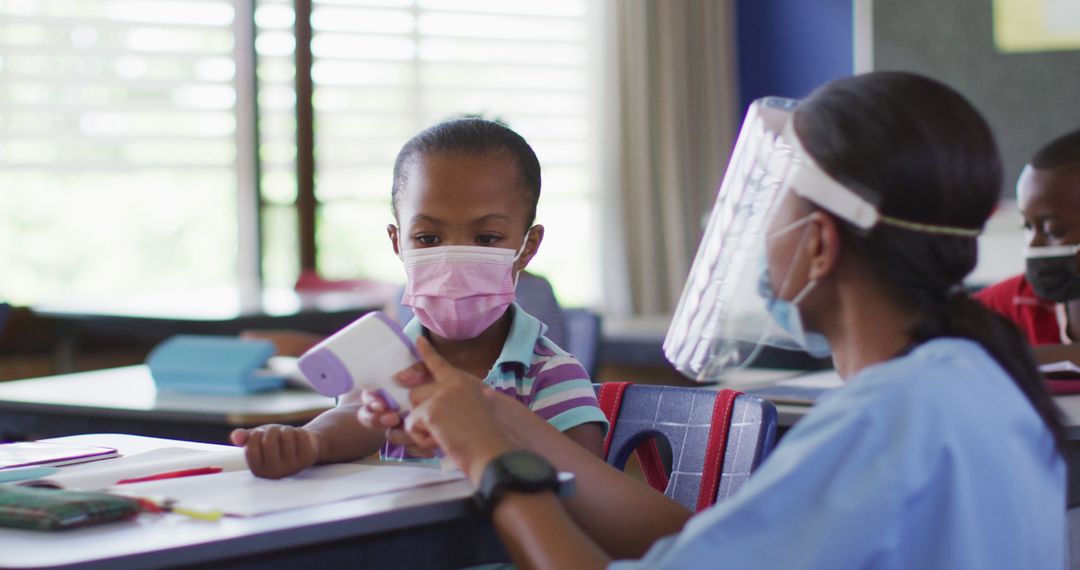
[976,128,1080,362]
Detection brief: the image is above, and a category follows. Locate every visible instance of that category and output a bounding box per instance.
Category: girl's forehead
[399,153,530,222]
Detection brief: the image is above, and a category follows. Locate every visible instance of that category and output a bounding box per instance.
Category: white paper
[116,461,465,516]
[36,447,247,490]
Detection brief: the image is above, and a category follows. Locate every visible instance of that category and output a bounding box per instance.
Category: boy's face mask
[1025,244,1080,302]
[399,233,531,340]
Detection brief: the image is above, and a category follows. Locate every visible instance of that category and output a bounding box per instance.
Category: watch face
[479,450,559,511]
[502,450,556,485]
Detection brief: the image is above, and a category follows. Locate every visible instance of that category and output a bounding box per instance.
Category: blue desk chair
[596,382,777,512]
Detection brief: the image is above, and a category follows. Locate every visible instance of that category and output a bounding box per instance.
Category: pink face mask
[400,241,527,340]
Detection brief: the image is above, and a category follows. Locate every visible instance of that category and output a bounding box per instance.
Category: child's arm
[563,424,604,458]
[1033,343,1080,367]
[231,403,386,479]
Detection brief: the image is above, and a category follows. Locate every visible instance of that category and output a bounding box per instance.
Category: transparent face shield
[662,98,799,384]
[663,97,981,383]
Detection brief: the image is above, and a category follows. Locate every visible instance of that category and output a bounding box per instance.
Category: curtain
[616,0,740,316]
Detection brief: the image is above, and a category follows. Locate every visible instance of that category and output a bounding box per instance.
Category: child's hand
[230,425,320,479]
[400,338,514,482]
[356,388,436,458]
[356,389,403,430]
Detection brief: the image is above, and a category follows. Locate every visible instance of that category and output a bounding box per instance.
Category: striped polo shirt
[383,303,608,460]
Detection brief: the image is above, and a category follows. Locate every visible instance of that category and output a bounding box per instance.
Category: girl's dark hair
[795,71,1065,451]
[391,117,542,226]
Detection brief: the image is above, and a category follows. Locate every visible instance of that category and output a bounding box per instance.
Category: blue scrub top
[612,337,1065,569]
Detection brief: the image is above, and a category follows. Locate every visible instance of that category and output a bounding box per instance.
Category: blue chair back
[599,384,777,510]
[562,308,601,378]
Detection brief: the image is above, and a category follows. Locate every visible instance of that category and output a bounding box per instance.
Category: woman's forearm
[494,395,693,558]
[492,492,610,570]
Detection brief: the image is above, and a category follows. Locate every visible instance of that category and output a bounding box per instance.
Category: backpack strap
[695,389,743,512]
[598,382,669,493]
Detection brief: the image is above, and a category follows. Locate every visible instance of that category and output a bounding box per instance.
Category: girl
[232,119,606,477]
[395,73,1067,568]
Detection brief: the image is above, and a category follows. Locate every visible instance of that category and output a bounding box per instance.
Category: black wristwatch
[476,450,560,513]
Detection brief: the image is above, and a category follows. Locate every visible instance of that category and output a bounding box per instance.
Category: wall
[873,0,1080,195]
[736,0,854,113]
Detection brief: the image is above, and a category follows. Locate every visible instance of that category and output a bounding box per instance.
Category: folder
[147,335,286,394]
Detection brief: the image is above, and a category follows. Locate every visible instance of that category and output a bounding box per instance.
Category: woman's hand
[399,337,515,482]
[355,388,434,458]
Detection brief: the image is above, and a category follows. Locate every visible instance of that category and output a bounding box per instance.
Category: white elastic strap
[782,121,880,230]
[1024,244,1080,259]
[781,120,983,237]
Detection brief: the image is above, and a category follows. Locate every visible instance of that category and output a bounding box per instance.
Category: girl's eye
[476,234,501,246]
[414,235,439,245]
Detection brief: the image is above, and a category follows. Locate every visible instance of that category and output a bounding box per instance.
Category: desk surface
[0,365,334,426]
[0,434,493,570]
[750,373,1080,441]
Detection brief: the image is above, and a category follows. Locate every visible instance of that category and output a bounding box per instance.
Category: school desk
[0,434,506,569]
[31,287,389,373]
[0,366,335,444]
[751,376,1080,438]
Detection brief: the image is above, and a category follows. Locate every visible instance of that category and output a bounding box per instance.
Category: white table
[0,434,505,569]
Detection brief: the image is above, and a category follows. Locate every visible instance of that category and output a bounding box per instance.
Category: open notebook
[0,441,119,470]
[9,447,248,490]
[114,462,465,517]
[6,445,464,518]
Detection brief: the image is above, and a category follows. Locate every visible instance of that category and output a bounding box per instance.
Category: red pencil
[116,466,224,485]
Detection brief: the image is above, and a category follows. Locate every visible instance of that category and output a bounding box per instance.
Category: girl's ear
[806,212,841,281]
[515,225,545,271]
[387,224,401,256]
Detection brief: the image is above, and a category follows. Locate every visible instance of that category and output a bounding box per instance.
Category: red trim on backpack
[695,389,742,512]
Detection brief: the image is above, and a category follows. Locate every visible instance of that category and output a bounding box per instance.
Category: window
[1,0,605,309]
[0,0,244,303]
[275,0,603,307]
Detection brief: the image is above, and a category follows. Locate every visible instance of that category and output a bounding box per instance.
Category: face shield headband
[663,97,984,384]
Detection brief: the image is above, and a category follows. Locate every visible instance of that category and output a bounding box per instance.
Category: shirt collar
[401,303,546,378]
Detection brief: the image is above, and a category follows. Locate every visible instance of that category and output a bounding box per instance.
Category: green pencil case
[0,485,140,531]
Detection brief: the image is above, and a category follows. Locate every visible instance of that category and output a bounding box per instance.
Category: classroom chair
[562,307,602,379]
[596,382,778,512]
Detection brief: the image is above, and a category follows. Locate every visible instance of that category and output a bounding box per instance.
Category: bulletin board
[871,0,1080,191]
